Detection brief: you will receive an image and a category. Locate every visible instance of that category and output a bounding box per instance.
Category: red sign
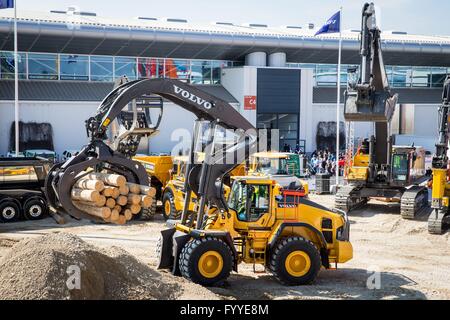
[244,96,257,110]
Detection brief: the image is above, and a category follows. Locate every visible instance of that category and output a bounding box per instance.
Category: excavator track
[428,208,449,235]
[400,186,429,220]
[335,185,367,212]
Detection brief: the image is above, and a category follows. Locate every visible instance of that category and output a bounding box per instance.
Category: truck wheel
[179,237,233,286]
[162,190,179,220]
[23,198,48,220]
[0,201,21,223]
[269,237,321,286]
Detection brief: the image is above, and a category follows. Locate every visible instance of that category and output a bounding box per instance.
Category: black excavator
[335,2,430,219]
[44,78,255,221]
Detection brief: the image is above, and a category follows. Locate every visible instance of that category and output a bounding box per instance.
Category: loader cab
[250,152,300,177]
[228,178,272,223]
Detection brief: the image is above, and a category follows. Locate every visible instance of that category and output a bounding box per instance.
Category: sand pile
[0,233,180,300]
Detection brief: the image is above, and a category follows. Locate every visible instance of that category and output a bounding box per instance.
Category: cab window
[228,181,270,222]
[392,154,409,181]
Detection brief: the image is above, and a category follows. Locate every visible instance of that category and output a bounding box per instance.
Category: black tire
[23,198,48,220]
[269,237,321,286]
[179,237,233,286]
[0,201,21,223]
[162,190,179,220]
[139,201,157,221]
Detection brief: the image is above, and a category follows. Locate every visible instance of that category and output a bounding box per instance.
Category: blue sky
[15,0,450,36]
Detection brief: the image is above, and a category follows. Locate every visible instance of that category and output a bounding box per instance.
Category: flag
[0,0,14,9]
[315,11,340,36]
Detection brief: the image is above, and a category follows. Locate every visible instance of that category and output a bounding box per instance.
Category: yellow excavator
[429,76,450,234]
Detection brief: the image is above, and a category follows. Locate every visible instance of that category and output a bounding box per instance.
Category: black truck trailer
[0,157,51,222]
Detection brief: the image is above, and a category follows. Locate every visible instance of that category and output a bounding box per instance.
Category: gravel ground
[0,194,449,300]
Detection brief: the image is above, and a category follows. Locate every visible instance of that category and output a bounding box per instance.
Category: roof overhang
[0,11,450,66]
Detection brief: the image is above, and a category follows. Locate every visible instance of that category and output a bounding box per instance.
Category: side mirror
[275,195,283,202]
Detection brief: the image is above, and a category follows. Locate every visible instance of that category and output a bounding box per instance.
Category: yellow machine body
[431,168,450,209]
[173,176,352,271]
[346,152,370,182]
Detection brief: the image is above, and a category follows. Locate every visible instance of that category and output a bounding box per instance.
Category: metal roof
[0,80,239,103]
[0,10,450,66]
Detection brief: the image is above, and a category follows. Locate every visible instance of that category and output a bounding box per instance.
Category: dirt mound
[0,233,181,300]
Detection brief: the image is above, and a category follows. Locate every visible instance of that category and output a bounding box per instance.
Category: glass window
[392,154,409,181]
[191,60,212,84]
[60,54,89,81]
[228,181,270,222]
[28,53,58,80]
[298,63,315,69]
[115,57,137,80]
[164,59,190,80]
[431,67,447,88]
[257,113,298,152]
[0,52,27,79]
[411,67,431,87]
[212,60,230,84]
[138,58,163,79]
[315,64,337,86]
[90,56,114,82]
[392,66,411,87]
[257,114,277,130]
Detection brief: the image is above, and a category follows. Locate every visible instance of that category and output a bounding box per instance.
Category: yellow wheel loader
[157,111,353,287]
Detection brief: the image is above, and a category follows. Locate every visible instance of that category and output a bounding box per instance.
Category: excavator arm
[433,76,450,170]
[344,2,398,179]
[45,78,256,221]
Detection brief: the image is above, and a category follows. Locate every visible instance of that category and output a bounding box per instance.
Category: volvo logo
[173,85,213,110]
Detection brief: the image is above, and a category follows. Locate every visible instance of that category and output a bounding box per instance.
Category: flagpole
[335,6,343,187]
[14,0,19,156]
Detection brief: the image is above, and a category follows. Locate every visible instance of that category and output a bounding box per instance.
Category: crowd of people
[279,144,347,177]
[309,149,346,176]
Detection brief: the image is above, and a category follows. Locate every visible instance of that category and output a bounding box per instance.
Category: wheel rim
[2,207,16,220]
[285,251,311,277]
[164,200,171,216]
[29,205,42,218]
[198,251,224,279]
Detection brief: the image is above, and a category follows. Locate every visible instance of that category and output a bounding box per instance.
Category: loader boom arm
[46,78,256,221]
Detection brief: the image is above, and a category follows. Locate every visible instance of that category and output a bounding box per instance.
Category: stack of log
[71,172,156,225]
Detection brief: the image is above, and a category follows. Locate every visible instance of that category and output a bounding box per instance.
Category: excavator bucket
[343,2,398,123]
[344,89,398,122]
